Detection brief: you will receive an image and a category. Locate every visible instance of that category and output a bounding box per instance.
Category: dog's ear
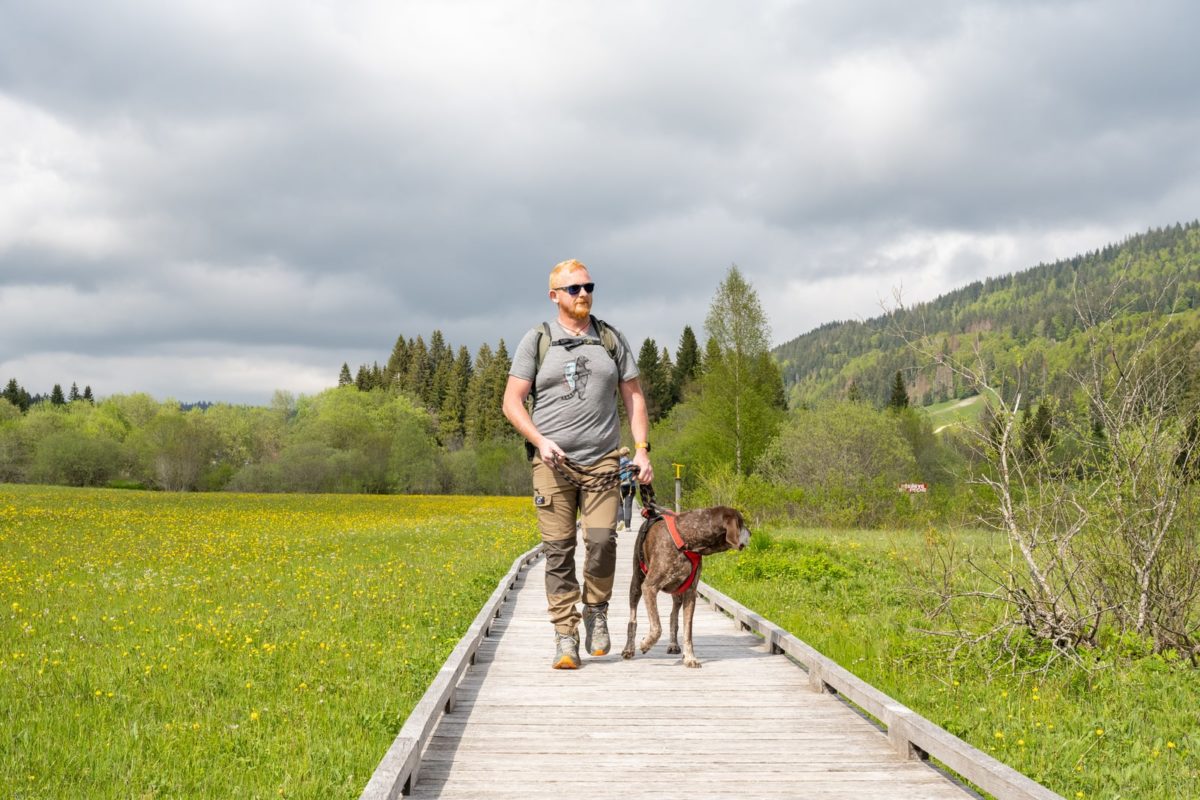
[723,509,744,549]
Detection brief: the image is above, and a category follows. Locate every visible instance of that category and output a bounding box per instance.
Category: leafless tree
[891,279,1200,671]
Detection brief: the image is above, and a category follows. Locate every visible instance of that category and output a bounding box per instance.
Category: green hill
[774,221,1200,410]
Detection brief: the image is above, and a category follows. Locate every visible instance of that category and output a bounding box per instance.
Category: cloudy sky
[2,1,1197,404]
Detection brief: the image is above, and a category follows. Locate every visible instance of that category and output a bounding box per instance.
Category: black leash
[548,454,628,492]
[547,451,674,517]
[637,482,673,517]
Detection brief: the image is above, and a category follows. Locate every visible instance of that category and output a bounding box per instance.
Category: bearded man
[503,259,654,669]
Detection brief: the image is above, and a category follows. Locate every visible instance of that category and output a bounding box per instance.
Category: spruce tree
[69,382,81,402]
[636,338,664,422]
[483,340,513,440]
[406,336,431,405]
[438,346,473,446]
[3,378,20,409]
[464,343,494,443]
[429,331,454,409]
[1022,402,1055,460]
[673,325,701,398]
[384,335,409,390]
[50,384,66,406]
[354,364,370,391]
[701,336,722,373]
[338,363,353,387]
[659,346,678,413]
[889,371,909,410]
[82,385,94,404]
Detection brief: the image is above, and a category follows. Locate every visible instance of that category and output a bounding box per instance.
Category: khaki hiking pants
[531,450,620,636]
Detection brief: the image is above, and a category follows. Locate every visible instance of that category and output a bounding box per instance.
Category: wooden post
[671,462,684,513]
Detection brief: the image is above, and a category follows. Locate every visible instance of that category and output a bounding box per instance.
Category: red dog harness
[638,511,702,595]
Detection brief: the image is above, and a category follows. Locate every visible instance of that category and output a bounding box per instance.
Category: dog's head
[720,507,751,551]
[684,506,751,554]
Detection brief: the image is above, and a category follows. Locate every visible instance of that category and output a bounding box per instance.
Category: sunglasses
[553,283,595,296]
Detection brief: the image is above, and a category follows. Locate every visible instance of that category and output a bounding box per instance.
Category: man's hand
[538,437,565,463]
[632,447,653,484]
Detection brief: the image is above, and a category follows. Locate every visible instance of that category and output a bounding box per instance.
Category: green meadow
[5,484,1198,799]
[923,392,990,434]
[0,485,538,799]
[704,527,1200,799]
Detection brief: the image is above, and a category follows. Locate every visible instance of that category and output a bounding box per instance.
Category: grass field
[703,527,1200,799]
[923,391,991,434]
[8,485,1197,798]
[0,485,537,799]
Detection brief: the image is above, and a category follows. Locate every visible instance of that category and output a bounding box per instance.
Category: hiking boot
[583,603,611,656]
[553,631,580,669]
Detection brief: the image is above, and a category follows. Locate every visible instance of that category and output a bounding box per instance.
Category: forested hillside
[775,221,1200,408]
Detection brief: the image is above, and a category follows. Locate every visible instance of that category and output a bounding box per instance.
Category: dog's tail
[629,515,653,607]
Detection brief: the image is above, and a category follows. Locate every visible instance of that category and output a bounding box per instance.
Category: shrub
[29,431,123,487]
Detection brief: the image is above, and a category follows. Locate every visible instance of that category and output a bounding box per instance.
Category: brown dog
[621,506,750,668]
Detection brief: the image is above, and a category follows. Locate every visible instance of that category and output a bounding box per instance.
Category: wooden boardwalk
[401,527,974,799]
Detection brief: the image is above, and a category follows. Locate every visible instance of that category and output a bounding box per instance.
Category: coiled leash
[547,452,631,493]
[547,453,674,518]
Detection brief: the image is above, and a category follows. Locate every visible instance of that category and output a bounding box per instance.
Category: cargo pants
[531,450,620,636]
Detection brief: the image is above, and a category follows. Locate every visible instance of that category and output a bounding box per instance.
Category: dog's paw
[683,657,702,668]
[638,637,657,654]
[666,644,681,655]
[621,648,634,660]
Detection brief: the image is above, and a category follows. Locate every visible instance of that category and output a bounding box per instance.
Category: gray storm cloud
[1,0,1197,403]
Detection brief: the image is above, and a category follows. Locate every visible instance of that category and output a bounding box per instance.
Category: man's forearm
[503,396,541,445]
[622,381,650,443]
[502,377,542,445]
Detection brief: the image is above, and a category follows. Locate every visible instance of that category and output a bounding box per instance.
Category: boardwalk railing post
[807,662,830,693]
[886,707,927,761]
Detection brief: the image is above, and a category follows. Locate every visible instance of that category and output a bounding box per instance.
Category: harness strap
[638,512,703,595]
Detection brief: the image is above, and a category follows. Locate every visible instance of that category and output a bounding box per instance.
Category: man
[617,453,636,531]
[503,259,654,669]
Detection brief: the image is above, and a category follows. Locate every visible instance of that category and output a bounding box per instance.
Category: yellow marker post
[671,463,684,512]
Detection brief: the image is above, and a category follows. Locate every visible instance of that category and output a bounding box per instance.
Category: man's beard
[567,297,592,321]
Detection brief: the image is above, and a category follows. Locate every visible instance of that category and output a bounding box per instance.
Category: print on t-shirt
[563,356,592,401]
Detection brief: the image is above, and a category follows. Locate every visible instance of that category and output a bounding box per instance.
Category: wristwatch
[635,441,651,453]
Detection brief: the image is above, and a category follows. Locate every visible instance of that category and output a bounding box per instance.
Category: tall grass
[704,526,1200,799]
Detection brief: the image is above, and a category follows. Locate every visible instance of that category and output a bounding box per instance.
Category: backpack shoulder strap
[535,321,552,370]
[590,315,619,361]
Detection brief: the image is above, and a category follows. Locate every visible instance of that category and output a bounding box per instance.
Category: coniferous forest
[775,221,1200,409]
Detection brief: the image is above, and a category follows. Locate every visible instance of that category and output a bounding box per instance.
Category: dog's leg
[666,593,682,654]
[623,534,646,660]
[638,582,662,653]
[622,603,638,659]
[681,589,701,668]
[622,583,639,660]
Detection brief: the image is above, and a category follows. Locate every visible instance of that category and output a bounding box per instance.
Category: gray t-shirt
[510,318,639,465]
